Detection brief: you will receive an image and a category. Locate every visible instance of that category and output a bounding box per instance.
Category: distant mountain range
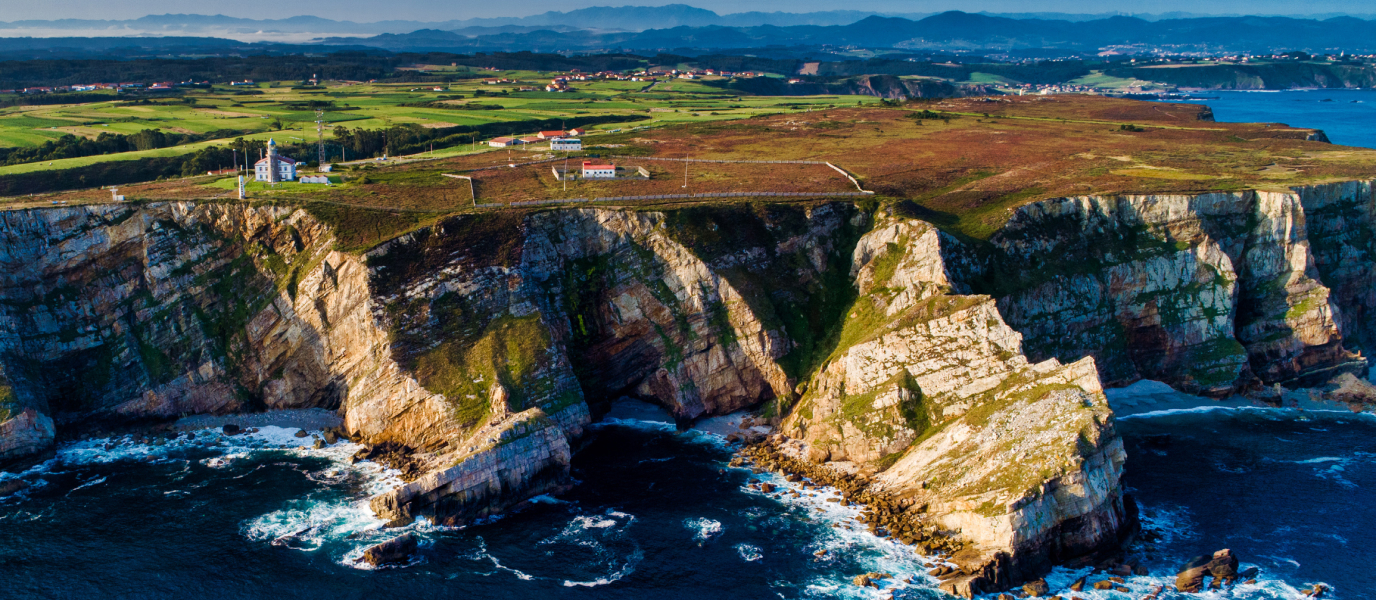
[2,9,1375,58]
[321,12,1376,54]
[2,5,1376,44]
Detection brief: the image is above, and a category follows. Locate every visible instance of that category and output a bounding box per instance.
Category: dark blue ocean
[1161,89,1376,149]
[3,395,1372,599]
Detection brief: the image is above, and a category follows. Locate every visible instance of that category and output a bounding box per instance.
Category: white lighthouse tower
[254,138,297,183]
[266,138,279,184]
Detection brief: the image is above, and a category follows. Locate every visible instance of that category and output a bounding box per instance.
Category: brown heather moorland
[16,95,1376,244]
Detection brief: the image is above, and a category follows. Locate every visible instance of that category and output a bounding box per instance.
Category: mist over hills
[1,7,1375,57]
[323,11,1376,54]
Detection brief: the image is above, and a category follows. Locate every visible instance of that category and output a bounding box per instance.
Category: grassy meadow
[0,72,868,176]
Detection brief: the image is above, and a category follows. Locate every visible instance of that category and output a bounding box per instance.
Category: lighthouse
[266,138,280,183]
[254,138,298,183]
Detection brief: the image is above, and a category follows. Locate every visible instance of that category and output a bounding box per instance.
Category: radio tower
[315,109,326,165]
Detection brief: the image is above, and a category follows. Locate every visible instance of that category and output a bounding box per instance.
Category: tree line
[0,128,253,167]
[0,114,648,196]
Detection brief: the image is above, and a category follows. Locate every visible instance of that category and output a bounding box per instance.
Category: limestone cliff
[782,218,1131,595]
[1,184,1374,595]
[985,184,1372,394]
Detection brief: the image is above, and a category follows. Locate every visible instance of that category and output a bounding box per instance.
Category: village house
[519,136,543,144]
[537,130,566,139]
[582,161,615,178]
[550,138,581,151]
[488,137,520,147]
[567,127,585,136]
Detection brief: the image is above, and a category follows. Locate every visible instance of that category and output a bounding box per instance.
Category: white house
[254,139,297,182]
[550,138,582,151]
[299,175,331,184]
[582,161,615,178]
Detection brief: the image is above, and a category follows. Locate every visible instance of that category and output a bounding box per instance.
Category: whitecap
[683,517,723,544]
[734,543,763,562]
[561,547,644,588]
[65,475,107,496]
[573,515,618,529]
[730,464,935,598]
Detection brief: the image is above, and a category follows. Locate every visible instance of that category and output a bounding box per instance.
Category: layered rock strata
[782,219,1132,595]
[0,408,55,463]
[1,184,1373,594]
[987,184,1373,394]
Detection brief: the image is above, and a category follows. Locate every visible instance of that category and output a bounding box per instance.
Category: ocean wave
[64,475,107,496]
[561,547,644,588]
[1119,404,1376,422]
[591,416,734,449]
[683,517,723,544]
[731,464,936,598]
[735,543,763,562]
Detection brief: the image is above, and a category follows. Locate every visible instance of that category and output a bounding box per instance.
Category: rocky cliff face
[781,219,1132,595]
[985,183,1373,395]
[1,184,1373,594]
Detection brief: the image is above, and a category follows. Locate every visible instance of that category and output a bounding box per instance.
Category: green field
[0,73,870,176]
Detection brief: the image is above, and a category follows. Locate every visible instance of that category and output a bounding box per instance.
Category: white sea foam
[562,548,644,589]
[683,517,723,544]
[734,543,763,562]
[730,464,936,599]
[522,509,643,588]
[65,475,107,496]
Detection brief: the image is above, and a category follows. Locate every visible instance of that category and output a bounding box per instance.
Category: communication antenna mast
[315,109,326,166]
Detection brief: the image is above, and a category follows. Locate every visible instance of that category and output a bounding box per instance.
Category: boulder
[323,429,340,445]
[1327,373,1376,404]
[361,533,418,567]
[1176,549,1239,592]
[294,429,310,438]
[0,478,29,496]
[1022,579,1050,597]
[1069,576,1086,591]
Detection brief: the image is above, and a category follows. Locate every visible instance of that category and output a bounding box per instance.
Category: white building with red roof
[581,161,615,178]
[254,139,297,182]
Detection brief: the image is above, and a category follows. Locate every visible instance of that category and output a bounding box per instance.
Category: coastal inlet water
[1114,405,1376,597]
[1159,89,1376,149]
[1,398,1372,599]
[0,410,939,600]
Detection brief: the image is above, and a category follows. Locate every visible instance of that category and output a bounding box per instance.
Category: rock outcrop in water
[0,180,1373,594]
[0,408,55,463]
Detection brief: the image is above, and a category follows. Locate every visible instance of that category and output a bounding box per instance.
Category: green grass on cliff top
[0,76,864,176]
[20,95,1376,248]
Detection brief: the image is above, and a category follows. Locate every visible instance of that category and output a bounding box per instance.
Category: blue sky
[2,0,1374,21]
